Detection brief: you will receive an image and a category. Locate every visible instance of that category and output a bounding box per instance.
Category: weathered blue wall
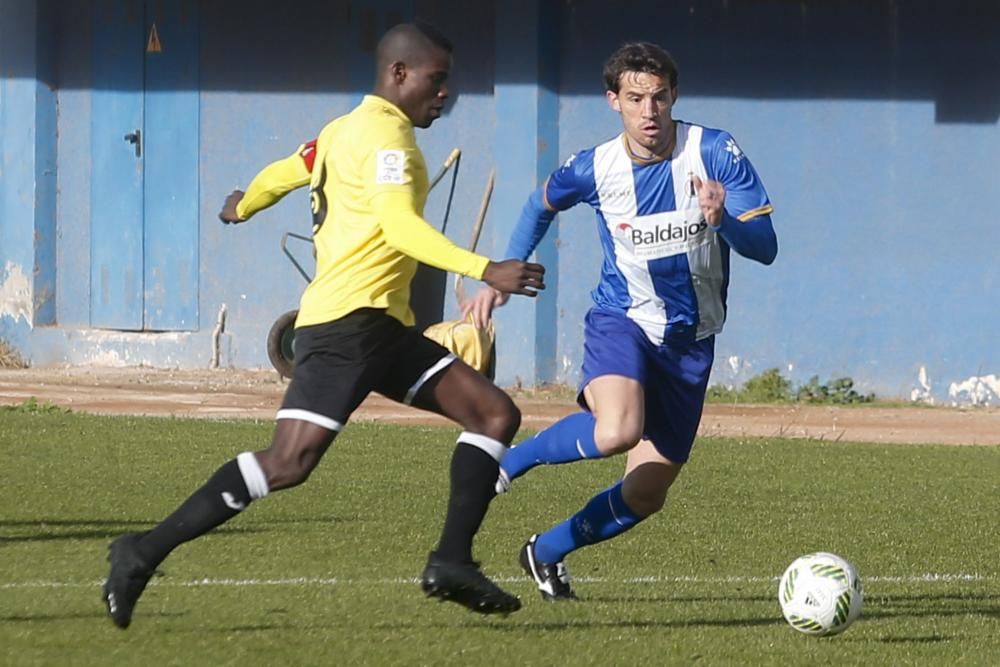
[5,0,498,368]
[2,0,999,403]
[0,0,57,351]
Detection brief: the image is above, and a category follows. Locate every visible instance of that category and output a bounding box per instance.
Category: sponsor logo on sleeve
[725,138,744,164]
[375,149,407,184]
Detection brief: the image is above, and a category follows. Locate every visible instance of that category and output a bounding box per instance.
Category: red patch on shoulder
[300,140,318,172]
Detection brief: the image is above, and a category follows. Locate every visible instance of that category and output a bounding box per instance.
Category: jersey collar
[362,95,412,126]
[620,124,677,165]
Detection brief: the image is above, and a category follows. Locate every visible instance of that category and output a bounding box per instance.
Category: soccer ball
[778,552,863,636]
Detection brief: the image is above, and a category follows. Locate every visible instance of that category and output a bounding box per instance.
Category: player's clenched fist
[219,190,246,224]
[482,259,546,297]
[691,174,726,228]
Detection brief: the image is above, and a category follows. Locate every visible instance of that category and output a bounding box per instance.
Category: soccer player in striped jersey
[464,42,777,601]
[102,22,545,628]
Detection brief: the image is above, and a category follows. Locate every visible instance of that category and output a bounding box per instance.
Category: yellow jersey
[297,95,489,327]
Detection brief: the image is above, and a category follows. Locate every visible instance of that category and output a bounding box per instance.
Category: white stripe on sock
[608,492,627,527]
[236,452,269,500]
[458,431,507,462]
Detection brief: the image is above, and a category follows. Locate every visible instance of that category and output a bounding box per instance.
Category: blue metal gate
[90,0,199,331]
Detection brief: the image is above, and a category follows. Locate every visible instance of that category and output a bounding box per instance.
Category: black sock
[435,443,501,564]
[136,459,253,568]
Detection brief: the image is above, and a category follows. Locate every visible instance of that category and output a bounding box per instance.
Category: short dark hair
[413,20,453,54]
[602,42,679,93]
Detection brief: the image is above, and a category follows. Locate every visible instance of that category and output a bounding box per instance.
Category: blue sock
[501,412,601,480]
[534,481,643,564]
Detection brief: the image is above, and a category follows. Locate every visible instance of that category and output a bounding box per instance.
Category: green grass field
[1,408,997,666]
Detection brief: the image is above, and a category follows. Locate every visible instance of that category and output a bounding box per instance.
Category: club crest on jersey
[612,210,711,259]
[375,149,407,184]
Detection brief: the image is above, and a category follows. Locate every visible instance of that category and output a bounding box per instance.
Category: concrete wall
[2,0,998,403]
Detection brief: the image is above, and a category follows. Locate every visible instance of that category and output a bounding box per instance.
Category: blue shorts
[578,308,715,463]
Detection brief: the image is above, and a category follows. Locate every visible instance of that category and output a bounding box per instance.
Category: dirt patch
[1,367,998,446]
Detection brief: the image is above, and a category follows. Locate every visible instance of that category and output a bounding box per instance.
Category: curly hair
[602,42,679,93]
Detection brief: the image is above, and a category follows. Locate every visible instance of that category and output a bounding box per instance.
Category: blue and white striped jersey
[541,122,774,345]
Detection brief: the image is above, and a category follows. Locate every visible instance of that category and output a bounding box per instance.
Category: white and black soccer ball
[778,552,863,636]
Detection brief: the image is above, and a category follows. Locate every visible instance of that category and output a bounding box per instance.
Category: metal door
[90,0,199,331]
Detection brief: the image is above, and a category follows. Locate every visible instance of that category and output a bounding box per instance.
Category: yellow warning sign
[146,23,162,53]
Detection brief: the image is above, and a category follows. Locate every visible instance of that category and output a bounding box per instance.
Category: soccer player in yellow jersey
[103,22,544,628]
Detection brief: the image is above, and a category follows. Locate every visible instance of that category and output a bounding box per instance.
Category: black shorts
[278,308,455,430]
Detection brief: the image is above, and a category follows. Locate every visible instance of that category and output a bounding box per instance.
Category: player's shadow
[0,518,158,544]
[862,591,1000,621]
[0,518,271,544]
[169,614,431,635]
[585,593,774,605]
[871,591,999,605]
[871,635,952,644]
[247,515,354,527]
[0,610,187,623]
[208,623,293,633]
[479,616,785,631]
[0,513,351,544]
[0,518,153,527]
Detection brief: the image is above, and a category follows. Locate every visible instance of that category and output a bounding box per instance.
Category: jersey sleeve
[703,130,777,264]
[704,131,773,222]
[542,151,595,212]
[235,141,316,220]
[366,124,489,279]
[361,124,426,203]
[503,188,556,260]
[372,191,490,279]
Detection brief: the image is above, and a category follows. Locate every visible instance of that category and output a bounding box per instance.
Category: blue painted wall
[1,0,57,348]
[2,0,998,402]
[548,0,1000,402]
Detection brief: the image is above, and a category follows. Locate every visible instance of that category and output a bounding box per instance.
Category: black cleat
[420,552,521,615]
[519,534,577,601]
[102,533,156,629]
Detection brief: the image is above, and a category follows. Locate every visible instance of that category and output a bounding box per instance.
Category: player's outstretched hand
[482,260,545,298]
[691,175,726,228]
[461,286,508,328]
[219,190,246,224]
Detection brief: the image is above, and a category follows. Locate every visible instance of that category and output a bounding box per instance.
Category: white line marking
[1,573,992,590]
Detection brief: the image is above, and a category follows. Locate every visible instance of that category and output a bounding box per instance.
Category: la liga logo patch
[376,149,407,184]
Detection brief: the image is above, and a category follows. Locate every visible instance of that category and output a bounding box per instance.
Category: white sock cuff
[236,452,269,500]
[458,432,507,463]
